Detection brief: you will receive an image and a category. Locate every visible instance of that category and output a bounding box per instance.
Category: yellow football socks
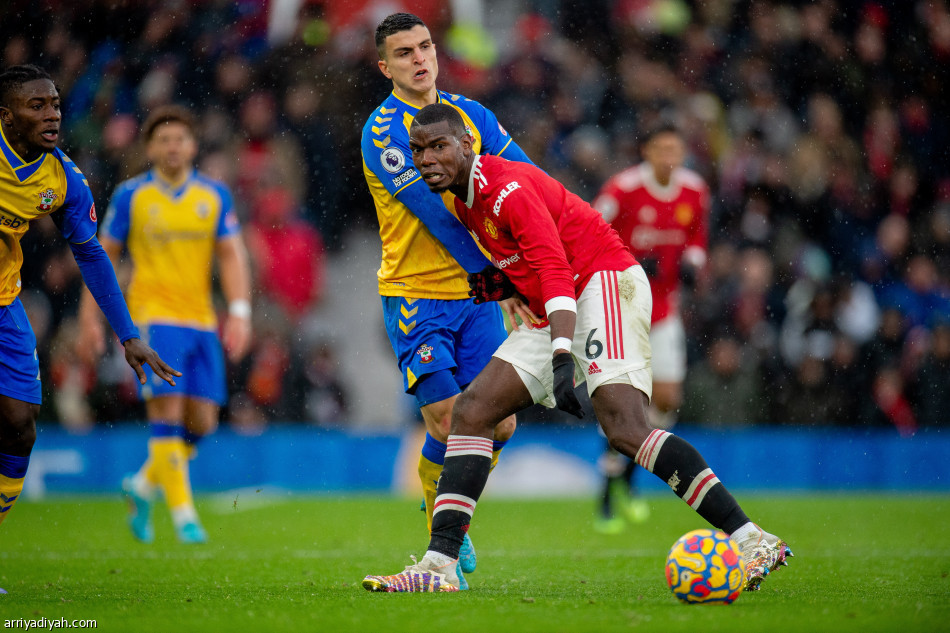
[491,446,503,472]
[148,425,195,513]
[137,456,160,490]
[0,453,29,528]
[418,452,442,532]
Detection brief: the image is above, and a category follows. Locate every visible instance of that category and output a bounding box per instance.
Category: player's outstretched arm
[76,235,124,364]
[395,183,491,273]
[122,338,180,386]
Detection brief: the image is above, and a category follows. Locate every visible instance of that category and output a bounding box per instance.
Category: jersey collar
[150,168,196,199]
[0,124,49,183]
[464,155,482,208]
[389,90,444,111]
[639,162,682,202]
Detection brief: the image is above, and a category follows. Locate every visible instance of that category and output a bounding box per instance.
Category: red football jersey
[454,155,637,321]
[593,163,709,323]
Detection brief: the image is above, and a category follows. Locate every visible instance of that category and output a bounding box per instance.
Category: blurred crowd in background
[3,0,950,434]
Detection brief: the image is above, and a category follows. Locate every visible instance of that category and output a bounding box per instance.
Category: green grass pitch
[1,493,948,632]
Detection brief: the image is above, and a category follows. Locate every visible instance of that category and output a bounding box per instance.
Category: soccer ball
[665,529,745,605]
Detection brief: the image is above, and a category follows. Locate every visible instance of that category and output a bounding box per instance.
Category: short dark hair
[412,103,466,136]
[142,104,197,141]
[640,121,681,145]
[375,12,426,58]
[0,64,53,108]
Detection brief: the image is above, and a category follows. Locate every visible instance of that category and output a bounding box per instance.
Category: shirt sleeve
[496,178,576,304]
[361,116,490,273]
[50,150,98,244]
[394,182,490,273]
[101,181,133,243]
[592,180,621,224]
[212,181,240,239]
[70,236,139,343]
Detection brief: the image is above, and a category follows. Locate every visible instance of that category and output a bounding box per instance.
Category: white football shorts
[493,265,653,407]
[649,313,687,383]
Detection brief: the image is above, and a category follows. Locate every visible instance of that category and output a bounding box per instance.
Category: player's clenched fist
[467,265,515,304]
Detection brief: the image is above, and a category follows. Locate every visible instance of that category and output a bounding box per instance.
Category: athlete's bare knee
[185,419,217,439]
[595,402,651,459]
[652,393,681,413]
[0,404,38,455]
[451,391,496,436]
[422,398,455,442]
[604,426,643,460]
[431,412,451,438]
[494,415,517,442]
[651,382,683,413]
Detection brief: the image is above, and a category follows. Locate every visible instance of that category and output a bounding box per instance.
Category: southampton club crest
[36,188,58,212]
[416,343,435,364]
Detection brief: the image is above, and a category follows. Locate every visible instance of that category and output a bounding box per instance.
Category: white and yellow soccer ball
[665,529,745,605]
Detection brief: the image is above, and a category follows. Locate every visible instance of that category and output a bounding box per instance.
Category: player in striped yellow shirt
[361,13,536,589]
[81,105,251,544]
[0,65,178,579]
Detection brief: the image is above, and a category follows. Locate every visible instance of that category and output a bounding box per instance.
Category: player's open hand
[552,352,584,418]
[223,314,252,362]
[468,265,515,304]
[122,338,182,386]
[500,292,540,331]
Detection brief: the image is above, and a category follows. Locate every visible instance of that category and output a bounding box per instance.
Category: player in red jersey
[590,123,710,532]
[361,103,791,593]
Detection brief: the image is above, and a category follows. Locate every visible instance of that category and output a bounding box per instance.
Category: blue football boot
[176,521,208,544]
[121,475,154,544]
[459,532,477,574]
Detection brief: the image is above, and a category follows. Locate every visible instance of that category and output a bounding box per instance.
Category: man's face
[147,121,198,175]
[409,120,470,193]
[378,25,439,98]
[0,78,61,158]
[642,131,685,177]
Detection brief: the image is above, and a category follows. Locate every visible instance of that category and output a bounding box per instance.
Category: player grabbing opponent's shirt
[361,103,792,594]
[360,12,537,590]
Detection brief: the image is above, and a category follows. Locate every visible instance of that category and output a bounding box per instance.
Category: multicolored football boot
[737,525,793,591]
[121,475,154,544]
[363,556,460,593]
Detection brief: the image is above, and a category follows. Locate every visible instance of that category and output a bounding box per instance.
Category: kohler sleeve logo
[493,181,521,215]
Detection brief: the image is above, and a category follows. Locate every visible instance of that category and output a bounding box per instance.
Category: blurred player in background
[0,65,179,556]
[80,105,251,544]
[361,12,536,590]
[362,104,790,594]
[591,123,709,533]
